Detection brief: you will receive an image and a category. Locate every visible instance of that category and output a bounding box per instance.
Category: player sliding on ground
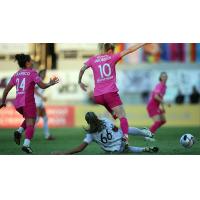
[0,54,59,154]
[78,43,147,149]
[146,72,170,141]
[54,112,159,155]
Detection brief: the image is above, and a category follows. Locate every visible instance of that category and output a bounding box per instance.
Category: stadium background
[0,43,199,154]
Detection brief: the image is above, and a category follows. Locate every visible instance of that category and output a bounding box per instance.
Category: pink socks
[150,120,166,134]
[25,125,35,140]
[120,117,129,135]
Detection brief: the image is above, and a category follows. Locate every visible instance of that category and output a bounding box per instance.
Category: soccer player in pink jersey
[146,72,170,140]
[78,43,147,148]
[0,54,59,154]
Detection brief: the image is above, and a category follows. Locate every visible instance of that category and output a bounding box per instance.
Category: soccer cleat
[144,136,156,142]
[21,146,33,154]
[145,146,159,153]
[14,131,21,145]
[142,128,153,138]
[46,135,55,140]
[122,135,129,152]
[144,129,155,141]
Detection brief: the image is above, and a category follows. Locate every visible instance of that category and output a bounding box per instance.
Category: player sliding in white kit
[54,112,158,154]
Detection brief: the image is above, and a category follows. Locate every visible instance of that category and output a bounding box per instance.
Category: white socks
[128,127,147,137]
[17,127,24,134]
[23,139,30,147]
[43,116,50,139]
[36,116,51,139]
[128,146,145,153]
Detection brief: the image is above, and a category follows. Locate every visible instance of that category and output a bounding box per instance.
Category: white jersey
[83,118,124,152]
[34,85,45,108]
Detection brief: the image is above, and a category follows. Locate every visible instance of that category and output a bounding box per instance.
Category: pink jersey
[147,82,167,108]
[85,53,121,96]
[9,68,42,108]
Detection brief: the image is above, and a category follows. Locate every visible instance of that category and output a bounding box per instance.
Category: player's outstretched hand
[50,76,59,86]
[0,103,6,109]
[79,82,88,91]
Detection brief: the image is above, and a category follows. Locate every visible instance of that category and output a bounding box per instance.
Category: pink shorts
[147,106,165,118]
[16,105,37,119]
[94,92,123,109]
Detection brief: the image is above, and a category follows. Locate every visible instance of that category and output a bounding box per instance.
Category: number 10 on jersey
[98,63,111,78]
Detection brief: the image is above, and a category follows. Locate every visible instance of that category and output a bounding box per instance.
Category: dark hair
[102,43,115,53]
[15,54,31,68]
[159,72,167,81]
[84,112,105,133]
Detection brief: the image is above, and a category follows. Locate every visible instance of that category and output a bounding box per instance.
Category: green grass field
[0,127,199,155]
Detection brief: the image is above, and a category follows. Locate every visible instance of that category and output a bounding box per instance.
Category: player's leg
[160,113,167,126]
[21,105,37,154]
[40,107,54,140]
[128,127,153,138]
[147,106,166,135]
[105,92,129,146]
[94,94,118,120]
[35,107,42,124]
[128,146,159,153]
[14,120,26,145]
[112,105,129,146]
[14,107,26,145]
[149,114,165,134]
[103,104,118,120]
[22,117,36,154]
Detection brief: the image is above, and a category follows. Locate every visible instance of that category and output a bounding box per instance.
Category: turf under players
[146,72,170,140]
[78,43,147,148]
[53,112,158,155]
[0,54,59,154]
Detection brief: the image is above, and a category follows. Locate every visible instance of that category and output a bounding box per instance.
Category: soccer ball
[180,134,195,148]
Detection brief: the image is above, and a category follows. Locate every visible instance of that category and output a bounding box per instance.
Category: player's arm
[154,94,163,103]
[37,77,59,89]
[154,94,165,110]
[0,84,13,108]
[54,142,89,155]
[78,65,89,92]
[120,43,147,58]
[65,142,88,154]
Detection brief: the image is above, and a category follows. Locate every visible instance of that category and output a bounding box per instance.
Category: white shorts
[35,100,44,108]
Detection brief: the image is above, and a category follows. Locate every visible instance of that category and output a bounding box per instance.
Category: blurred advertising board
[1,105,199,128]
[74,105,200,127]
[0,106,74,128]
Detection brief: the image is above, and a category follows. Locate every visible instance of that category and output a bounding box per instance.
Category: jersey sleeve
[112,53,122,64]
[84,57,92,68]
[32,71,42,84]
[8,75,15,87]
[154,84,162,96]
[83,134,93,144]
